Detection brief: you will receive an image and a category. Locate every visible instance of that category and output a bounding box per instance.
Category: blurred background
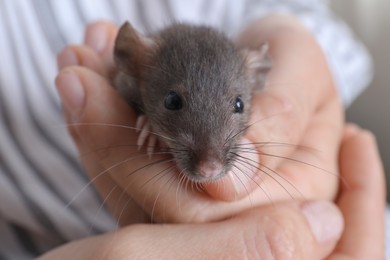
[330,0,390,200]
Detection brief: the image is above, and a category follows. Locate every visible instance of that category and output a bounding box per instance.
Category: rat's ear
[242,43,272,88]
[114,22,156,78]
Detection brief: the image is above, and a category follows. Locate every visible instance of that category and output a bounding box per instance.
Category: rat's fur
[114,22,271,182]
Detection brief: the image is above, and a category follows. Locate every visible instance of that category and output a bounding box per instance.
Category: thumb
[38,201,343,260]
[111,201,343,259]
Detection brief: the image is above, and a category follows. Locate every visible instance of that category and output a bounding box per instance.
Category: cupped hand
[56,16,343,224]
[38,124,385,259]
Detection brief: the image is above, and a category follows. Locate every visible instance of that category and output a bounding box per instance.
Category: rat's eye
[164,91,183,110]
[234,96,244,113]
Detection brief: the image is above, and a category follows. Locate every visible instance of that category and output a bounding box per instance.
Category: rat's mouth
[192,138,260,200]
[174,152,238,183]
[181,137,260,182]
[172,156,228,183]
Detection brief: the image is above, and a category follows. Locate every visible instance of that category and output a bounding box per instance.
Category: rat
[113,21,271,183]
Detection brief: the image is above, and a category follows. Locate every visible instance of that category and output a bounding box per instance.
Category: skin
[46,17,385,258]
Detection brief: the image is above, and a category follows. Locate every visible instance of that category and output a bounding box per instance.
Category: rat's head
[114,22,270,182]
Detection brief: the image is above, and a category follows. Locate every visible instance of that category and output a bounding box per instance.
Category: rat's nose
[197,160,224,179]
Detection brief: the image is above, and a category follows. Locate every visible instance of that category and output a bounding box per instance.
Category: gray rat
[113,21,271,183]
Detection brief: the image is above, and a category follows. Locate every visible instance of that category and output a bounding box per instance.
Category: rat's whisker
[230,167,254,204]
[79,145,175,161]
[243,150,342,182]
[233,153,303,200]
[140,163,177,189]
[150,169,178,222]
[167,170,183,220]
[225,113,286,146]
[68,154,174,227]
[125,157,174,178]
[116,195,137,227]
[66,152,159,208]
[231,159,275,204]
[86,184,120,235]
[236,141,317,153]
[194,178,203,194]
[176,170,188,216]
[185,173,194,201]
[112,159,175,225]
[60,122,176,142]
[223,128,237,147]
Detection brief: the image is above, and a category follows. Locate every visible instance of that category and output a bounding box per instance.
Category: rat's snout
[197,160,224,179]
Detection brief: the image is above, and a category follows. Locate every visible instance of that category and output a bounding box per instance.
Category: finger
[99,201,343,260]
[84,20,118,74]
[57,45,108,76]
[330,125,385,259]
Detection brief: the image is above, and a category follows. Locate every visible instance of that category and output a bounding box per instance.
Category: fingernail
[57,47,79,70]
[55,70,85,122]
[301,201,343,244]
[229,138,260,194]
[85,23,108,53]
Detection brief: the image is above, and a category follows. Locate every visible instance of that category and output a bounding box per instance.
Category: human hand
[38,124,385,259]
[56,16,343,223]
[329,124,385,259]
